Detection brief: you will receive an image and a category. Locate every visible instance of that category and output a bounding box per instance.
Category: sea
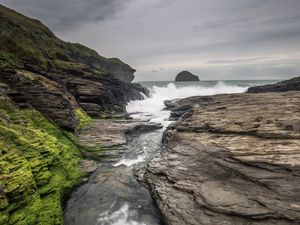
[127,80,279,125]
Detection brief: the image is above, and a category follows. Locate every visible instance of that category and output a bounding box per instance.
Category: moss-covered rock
[74,108,92,130]
[0,97,83,225]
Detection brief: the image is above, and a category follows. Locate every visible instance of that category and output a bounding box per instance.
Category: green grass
[0,4,134,73]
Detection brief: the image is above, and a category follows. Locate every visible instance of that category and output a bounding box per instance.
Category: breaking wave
[126,82,248,124]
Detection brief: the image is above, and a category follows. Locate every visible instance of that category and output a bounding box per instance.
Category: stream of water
[64,80,276,225]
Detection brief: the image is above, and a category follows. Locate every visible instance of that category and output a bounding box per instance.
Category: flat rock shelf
[145,91,300,225]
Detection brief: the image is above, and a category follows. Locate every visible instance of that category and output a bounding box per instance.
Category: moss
[0,99,83,225]
[74,108,92,130]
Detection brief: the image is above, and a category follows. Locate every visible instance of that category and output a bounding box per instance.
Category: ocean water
[127,80,278,125]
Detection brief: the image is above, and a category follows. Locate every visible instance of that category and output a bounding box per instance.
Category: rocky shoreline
[64,119,163,225]
[0,4,151,225]
[145,83,300,225]
[1,3,300,225]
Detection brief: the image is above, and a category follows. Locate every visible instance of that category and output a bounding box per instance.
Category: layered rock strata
[145,92,300,225]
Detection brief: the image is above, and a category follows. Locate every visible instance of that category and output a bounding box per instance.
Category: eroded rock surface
[145,92,300,225]
[77,119,163,161]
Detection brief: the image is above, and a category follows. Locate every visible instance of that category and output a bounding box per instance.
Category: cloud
[0,0,131,30]
[1,0,300,80]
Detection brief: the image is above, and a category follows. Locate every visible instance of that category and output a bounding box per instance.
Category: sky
[1,0,300,81]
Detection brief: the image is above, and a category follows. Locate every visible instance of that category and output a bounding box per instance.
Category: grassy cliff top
[0,4,135,77]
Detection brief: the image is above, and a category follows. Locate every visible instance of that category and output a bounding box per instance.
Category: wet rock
[169,104,192,120]
[163,99,181,110]
[124,82,151,100]
[77,120,163,147]
[145,91,300,225]
[64,166,162,225]
[64,119,164,225]
[247,76,300,93]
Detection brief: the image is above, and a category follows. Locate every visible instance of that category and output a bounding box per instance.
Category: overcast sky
[1,0,300,81]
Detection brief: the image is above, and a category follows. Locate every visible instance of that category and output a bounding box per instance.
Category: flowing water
[64,80,278,225]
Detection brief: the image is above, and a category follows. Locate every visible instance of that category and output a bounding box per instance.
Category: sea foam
[126,82,247,124]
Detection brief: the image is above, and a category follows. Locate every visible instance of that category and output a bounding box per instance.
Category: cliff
[145,91,300,225]
[0,4,149,131]
[0,4,148,225]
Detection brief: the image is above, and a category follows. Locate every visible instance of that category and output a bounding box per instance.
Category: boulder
[175,71,199,82]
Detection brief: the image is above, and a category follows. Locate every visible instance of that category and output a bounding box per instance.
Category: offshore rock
[247,76,300,93]
[175,71,199,82]
[145,92,300,225]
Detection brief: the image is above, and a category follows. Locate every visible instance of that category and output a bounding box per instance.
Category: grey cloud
[1,0,300,81]
[206,57,272,65]
[151,67,166,73]
[0,0,130,30]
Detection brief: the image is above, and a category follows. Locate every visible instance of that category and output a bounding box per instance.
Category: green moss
[0,99,83,225]
[74,108,92,130]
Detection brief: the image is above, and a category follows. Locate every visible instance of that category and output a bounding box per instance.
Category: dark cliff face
[0,4,148,131]
[247,76,300,93]
[175,71,199,82]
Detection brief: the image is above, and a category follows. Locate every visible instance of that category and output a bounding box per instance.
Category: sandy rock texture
[145,92,300,225]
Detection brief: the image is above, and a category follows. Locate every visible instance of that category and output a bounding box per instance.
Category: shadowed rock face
[145,92,300,225]
[247,76,300,93]
[1,68,79,131]
[175,71,199,82]
[0,4,149,131]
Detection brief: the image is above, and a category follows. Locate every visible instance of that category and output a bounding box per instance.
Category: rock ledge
[145,92,300,225]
